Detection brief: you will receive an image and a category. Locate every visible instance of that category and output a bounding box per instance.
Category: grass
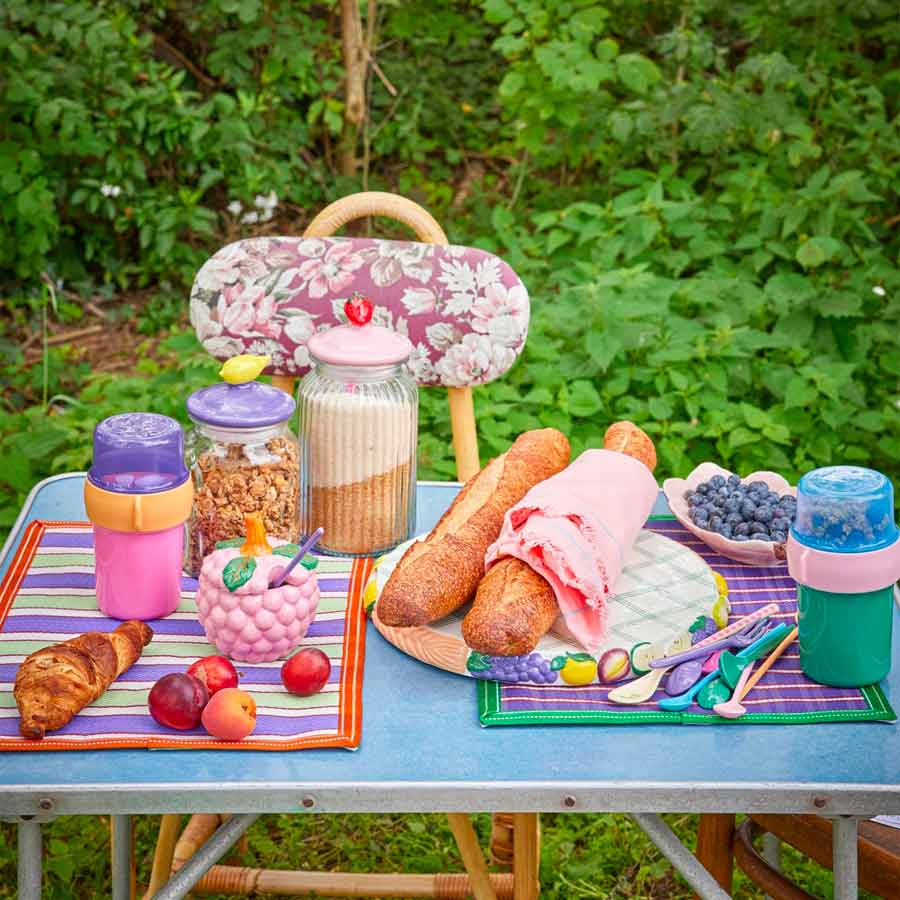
[0,811,871,898]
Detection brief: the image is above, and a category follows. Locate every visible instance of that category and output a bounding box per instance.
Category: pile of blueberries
[685,474,797,543]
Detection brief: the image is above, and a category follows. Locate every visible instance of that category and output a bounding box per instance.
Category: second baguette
[377,428,570,627]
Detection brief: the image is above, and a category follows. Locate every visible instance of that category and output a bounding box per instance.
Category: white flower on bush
[190,295,223,341]
[407,343,437,383]
[226,200,243,216]
[471,282,528,347]
[401,287,437,315]
[426,321,461,351]
[873,285,886,297]
[100,183,122,198]
[241,210,260,225]
[255,191,278,222]
[435,333,514,387]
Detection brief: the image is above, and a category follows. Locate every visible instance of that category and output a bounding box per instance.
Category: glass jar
[184,374,299,576]
[299,297,417,556]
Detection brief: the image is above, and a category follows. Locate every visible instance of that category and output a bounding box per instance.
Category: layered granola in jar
[185,359,299,576]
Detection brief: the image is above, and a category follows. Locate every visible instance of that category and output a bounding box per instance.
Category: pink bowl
[662,462,796,566]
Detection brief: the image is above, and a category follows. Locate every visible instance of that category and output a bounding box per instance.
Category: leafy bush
[2,0,900,527]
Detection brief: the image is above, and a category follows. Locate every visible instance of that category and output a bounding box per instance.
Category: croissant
[14,620,153,739]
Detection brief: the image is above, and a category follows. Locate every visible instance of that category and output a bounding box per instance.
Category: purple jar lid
[88,413,189,494]
[186,381,296,429]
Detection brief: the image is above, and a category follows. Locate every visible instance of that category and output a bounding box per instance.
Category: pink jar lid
[307,294,412,367]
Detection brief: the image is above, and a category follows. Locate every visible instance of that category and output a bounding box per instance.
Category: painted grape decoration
[467,651,560,684]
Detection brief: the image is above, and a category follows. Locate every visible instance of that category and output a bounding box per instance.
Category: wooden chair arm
[734,820,815,900]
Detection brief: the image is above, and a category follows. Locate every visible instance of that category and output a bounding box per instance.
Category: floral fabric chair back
[189,235,530,389]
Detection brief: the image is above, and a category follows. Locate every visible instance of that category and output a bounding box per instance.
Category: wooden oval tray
[368,528,719,686]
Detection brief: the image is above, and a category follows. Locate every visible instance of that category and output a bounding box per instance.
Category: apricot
[200,687,257,741]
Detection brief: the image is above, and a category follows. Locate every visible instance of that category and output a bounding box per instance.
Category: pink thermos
[84,413,193,620]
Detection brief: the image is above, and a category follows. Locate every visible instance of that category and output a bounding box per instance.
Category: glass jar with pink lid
[298,294,417,556]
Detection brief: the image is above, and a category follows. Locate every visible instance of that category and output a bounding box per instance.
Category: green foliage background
[2,0,900,524]
[0,2,898,895]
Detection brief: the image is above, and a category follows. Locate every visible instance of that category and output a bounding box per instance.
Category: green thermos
[787,466,900,687]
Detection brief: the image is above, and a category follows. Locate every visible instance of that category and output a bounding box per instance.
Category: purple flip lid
[186,381,296,429]
[87,413,189,494]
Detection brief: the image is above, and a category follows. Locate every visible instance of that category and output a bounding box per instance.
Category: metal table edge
[1,780,896,818]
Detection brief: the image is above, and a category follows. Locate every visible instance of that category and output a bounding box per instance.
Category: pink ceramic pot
[196,541,319,663]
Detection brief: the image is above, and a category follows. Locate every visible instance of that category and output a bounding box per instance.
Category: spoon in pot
[269,527,324,588]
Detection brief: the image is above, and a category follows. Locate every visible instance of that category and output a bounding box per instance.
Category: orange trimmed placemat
[0,521,371,751]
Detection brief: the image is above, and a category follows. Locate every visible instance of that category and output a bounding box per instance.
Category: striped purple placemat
[0,521,368,750]
[478,518,895,726]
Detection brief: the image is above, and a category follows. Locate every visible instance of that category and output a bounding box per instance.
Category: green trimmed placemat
[478,518,896,727]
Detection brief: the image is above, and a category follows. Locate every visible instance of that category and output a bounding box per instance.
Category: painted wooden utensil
[658,622,789,712]
[608,632,691,704]
[269,527,324,588]
[718,623,792,689]
[666,656,707,696]
[649,602,779,669]
[713,626,799,719]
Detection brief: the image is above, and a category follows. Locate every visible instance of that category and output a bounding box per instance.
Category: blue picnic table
[1,474,898,899]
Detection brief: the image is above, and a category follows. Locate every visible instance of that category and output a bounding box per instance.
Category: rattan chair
[696,813,900,898]
[144,192,539,899]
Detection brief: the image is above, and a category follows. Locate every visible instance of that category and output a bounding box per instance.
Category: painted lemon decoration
[711,572,730,627]
[553,652,598,686]
[220,354,271,384]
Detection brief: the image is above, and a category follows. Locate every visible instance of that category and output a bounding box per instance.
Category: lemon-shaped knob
[219,354,271,385]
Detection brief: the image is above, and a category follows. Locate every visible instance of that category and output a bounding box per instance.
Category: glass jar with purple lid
[83,413,193,620]
[185,360,299,576]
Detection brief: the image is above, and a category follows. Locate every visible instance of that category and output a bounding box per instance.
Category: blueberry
[709,475,726,489]
[725,512,743,526]
[734,522,751,536]
[696,483,710,494]
[741,500,757,518]
[751,529,770,541]
[720,524,734,539]
[771,530,787,542]
[771,516,790,532]
[724,497,741,514]
[734,534,750,542]
[727,474,741,488]
[754,506,774,523]
[709,514,724,530]
[749,480,768,491]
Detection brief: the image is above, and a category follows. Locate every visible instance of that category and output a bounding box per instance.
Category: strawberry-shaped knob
[344,292,373,327]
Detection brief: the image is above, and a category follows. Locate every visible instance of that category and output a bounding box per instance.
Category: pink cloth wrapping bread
[485,449,658,653]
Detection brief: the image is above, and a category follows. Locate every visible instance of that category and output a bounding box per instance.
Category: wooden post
[446,813,499,900]
[511,813,540,900]
[447,386,480,481]
[694,814,735,896]
[339,0,367,176]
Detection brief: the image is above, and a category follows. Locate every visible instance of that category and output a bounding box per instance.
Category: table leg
[17,819,42,900]
[512,813,540,900]
[111,814,134,900]
[831,816,858,900]
[446,813,498,900]
[633,814,732,900]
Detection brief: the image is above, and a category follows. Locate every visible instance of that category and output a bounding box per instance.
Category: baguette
[14,620,153,739]
[461,558,558,656]
[376,428,570,626]
[462,421,657,656]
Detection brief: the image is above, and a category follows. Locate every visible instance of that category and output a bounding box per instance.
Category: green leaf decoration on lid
[222,556,257,592]
[466,652,493,673]
[273,544,318,570]
[215,537,244,550]
[273,544,300,558]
